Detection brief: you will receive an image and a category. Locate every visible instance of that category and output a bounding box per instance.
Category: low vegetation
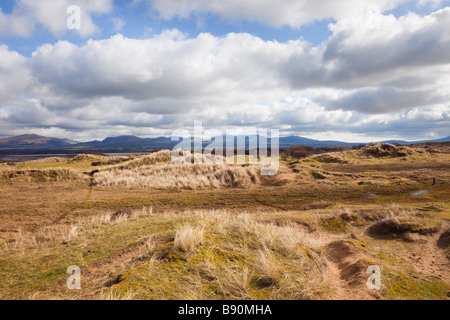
[360,143,416,158]
[93,164,260,189]
[1,167,83,182]
[0,142,449,300]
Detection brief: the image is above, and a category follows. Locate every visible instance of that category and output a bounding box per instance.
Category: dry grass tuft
[118,210,335,300]
[107,150,172,170]
[255,247,283,287]
[0,168,82,182]
[71,154,127,162]
[174,225,205,253]
[99,289,137,300]
[93,164,260,189]
[22,157,67,164]
[0,206,153,254]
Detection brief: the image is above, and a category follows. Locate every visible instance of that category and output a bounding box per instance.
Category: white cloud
[144,0,420,27]
[0,5,449,141]
[29,8,450,110]
[0,45,30,104]
[30,31,288,105]
[0,8,33,36]
[0,0,113,37]
[322,9,450,82]
[111,17,126,32]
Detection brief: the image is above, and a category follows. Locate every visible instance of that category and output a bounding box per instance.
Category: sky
[0,0,449,142]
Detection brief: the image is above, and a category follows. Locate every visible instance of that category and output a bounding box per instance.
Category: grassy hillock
[0,144,449,300]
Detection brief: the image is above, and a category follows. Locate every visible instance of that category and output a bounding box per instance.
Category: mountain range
[0,134,449,154]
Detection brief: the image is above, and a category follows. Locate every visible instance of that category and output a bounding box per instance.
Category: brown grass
[366,206,441,239]
[360,143,416,158]
[0,206,153,254]
[1,168,83,182]
[105,150,172,170]
[0,144,449,300]
[174,225,205,253]
[93,164,260,189]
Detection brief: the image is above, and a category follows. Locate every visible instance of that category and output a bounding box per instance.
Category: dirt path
[403,221,450,285]
[325,240,379,300]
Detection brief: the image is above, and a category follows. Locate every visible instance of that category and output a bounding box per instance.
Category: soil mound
[367,219,439,240]
[325,241,368,289]
[437,229,450,249]
[361,143,415,158]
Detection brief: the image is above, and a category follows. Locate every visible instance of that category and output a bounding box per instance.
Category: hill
[0,134,75,150]
[0,133,449,154]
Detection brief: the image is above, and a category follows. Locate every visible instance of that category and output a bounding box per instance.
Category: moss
[349,239,367,250]
[360,258,379,265]
[320,216,348,232]
[375,251,407,266]
[382,267,449,300]
[249,287,270,300]
[190,246,246,267]
[340,212,359,222]
[151,241,188,265]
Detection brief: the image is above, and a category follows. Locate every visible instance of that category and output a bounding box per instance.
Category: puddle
[417,168,433,171]
[367,193,380,198]
[411,190,429,197]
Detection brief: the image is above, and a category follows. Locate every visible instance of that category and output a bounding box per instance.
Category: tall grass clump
[108,150,172,170]
[0,168,82,182]
[93,164,259,189]
[174,225,204,253]
[133,210,335,300]
[360,143,415,158]
[0,207,153,254]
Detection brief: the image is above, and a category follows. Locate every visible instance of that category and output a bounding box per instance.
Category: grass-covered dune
[0,143,449,300]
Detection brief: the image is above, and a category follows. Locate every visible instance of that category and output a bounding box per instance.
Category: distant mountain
[75,135,173,150]
[102,135,145,144]
[278,136,360,147]
[432,136,450,143]
[0,134,75,150]
[381,136,450,145]
[217,135,359,147]
[0,133,449,154]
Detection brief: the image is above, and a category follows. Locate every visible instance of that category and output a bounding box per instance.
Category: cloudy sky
[0,0,449,142]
